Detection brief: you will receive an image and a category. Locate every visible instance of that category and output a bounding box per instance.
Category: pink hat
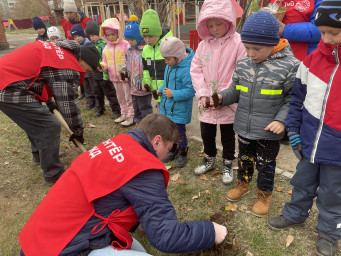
[160,37,187,63]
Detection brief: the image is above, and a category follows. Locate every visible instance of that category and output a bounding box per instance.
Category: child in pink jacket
[100,18,134,127]
[190,0,246,184]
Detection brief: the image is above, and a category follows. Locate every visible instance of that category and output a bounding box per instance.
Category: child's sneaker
[222,159,233,184]
[120,117,135,127]
[114,115,126,123]
[194,155,215,175]
[252,189,272,217]
[226,180,250,202]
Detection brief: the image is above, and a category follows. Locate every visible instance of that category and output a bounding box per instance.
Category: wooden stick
[53,109,87,153]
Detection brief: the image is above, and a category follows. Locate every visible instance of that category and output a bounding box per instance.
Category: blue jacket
[285,41,341,166]
[39,128,214,255]
[159,48,195,124]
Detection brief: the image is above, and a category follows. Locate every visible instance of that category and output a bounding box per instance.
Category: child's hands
[265,121,285,134]
[152,90,160,100]
[142,84,151,92]
[200,96,209,108]
[163,88,173,98]
[210,93,222,108]
[119,71,127,81]
[98,62,107,72]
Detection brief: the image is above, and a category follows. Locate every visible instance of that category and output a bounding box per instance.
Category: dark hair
[138,114,179,143]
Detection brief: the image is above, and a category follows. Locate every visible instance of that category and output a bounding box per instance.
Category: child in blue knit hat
[123,15,153,124]
[71,24,89,45]
[71,24,95,111]
[32,16,48,41]
[214,11,299,216]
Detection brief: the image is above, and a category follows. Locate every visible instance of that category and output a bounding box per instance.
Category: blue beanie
[241,11,280,46]
[124,21,142,45]
[71,24,85,38]
[32,16,46,30]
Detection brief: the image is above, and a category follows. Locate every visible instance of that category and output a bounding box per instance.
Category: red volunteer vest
[61,17,92,40]
[0,41,85,101]
[271,0,315,60]
[19,134,169,256]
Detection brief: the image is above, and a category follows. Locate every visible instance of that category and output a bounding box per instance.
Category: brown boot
[252,189,272,217]
[226,180,250,202]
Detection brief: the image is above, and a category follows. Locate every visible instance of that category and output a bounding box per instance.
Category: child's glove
[288,132,302,160]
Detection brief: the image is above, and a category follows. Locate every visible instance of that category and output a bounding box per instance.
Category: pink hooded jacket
[100,18,130,83]
[190,0,246,124]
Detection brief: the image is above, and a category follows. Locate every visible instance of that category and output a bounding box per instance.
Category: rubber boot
[175,147,188,168]
[162,143,178,163]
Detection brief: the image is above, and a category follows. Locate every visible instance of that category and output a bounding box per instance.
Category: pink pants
[112,81,134,118]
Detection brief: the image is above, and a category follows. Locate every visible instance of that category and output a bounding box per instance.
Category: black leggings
[200,122,235,160]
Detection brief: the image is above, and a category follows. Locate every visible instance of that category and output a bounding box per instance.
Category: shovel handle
[53,109,87,153]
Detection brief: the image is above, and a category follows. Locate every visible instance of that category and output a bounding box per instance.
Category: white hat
[63,0,77,12]
[160,37,187,63]
[47,26,61,39]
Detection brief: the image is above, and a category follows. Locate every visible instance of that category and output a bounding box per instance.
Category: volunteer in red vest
[270,0,322,61]
[0,40,100,184]
[61,0,92,40]
[19,114,228,256]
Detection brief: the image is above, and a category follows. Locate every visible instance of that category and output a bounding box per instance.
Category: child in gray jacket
[215,11,299,216]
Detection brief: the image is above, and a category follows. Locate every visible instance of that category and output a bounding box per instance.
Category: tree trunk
[0,15,9,50]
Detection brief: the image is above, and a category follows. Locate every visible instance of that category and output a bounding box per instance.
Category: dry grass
[0,100,340,256]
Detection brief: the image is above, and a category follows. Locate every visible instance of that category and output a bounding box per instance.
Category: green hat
[139,9,162,36]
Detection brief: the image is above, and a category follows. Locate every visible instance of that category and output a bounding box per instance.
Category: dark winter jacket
[159,48,195,124]
[36,31,49,41]
[220,40,299,140]
[24,128,215,255]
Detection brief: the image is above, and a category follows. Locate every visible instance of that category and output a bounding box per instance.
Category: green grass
[5,26,64,35]
[0,99,340,256]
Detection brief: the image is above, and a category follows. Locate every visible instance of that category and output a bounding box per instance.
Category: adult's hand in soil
[212,222,228,244]
[163,88,173,98]
[264,121,285,134]
[288,132,302,160]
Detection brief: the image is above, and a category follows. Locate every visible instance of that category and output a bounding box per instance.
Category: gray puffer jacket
[220,41,299,140]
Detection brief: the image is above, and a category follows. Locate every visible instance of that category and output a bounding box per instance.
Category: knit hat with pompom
[124,15,143,45]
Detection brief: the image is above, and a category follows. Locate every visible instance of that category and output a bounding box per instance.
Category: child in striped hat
[268,1,341,255]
